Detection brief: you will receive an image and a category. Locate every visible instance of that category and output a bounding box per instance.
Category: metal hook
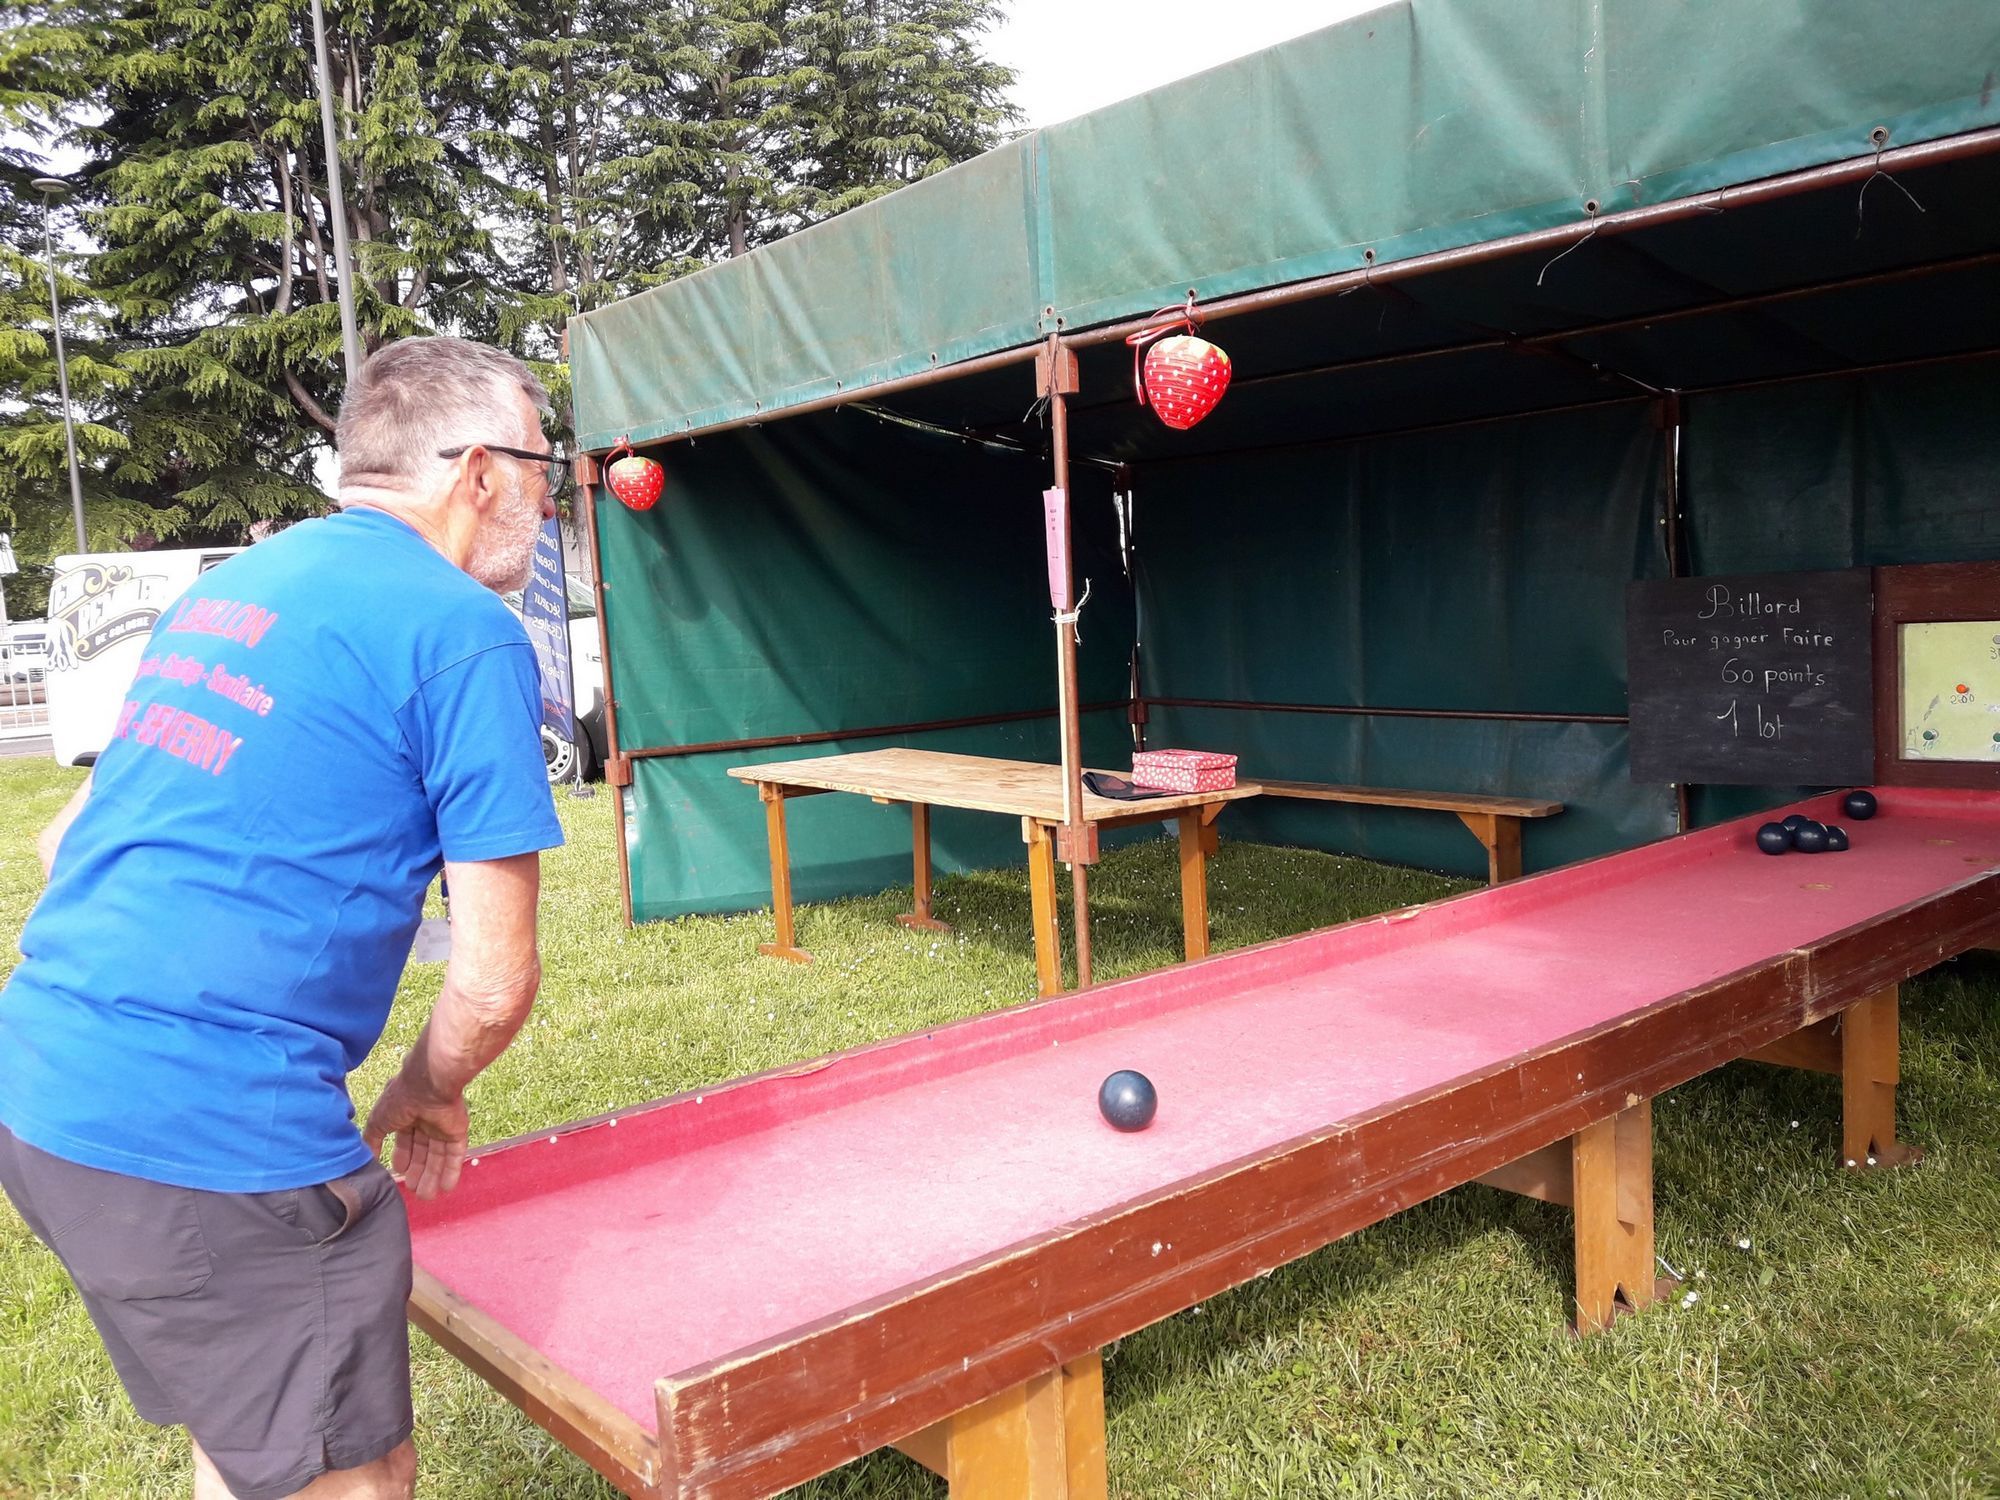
[1536,203,1600,288]
[1053,577,1094,640]
[1856,129,1925,237]
[1338,247,1379,299]
[1126,296,1205,409]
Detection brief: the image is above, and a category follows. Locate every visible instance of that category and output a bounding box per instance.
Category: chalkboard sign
[1627,569,1873,785]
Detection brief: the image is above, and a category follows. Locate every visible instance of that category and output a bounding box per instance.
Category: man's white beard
[467,469,543,593]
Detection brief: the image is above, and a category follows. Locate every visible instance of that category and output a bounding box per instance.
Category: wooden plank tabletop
[727,748,1263,823]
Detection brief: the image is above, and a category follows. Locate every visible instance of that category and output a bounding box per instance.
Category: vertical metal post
[579,463,635,926]
[309,0,364,382]
[0,571,11,722]
[32,181,87,554]
[1660,394,1690,834]
[1045,334,1093,989]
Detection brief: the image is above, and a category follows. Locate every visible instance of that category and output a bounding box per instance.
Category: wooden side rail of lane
[1255,780,1565,884]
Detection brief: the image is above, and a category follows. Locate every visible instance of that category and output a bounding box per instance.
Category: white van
[44,547,242,766]
[2,621,49,683]
[503,573,607,781]
[44,543,605,778]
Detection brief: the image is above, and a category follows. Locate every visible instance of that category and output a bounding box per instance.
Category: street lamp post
[307,0,363,382]
[31,177,88,555]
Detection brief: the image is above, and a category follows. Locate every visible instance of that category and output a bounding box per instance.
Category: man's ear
[452,446,504,519]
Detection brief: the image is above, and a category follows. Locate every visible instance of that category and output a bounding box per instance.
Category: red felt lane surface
[410,790,2000,1431]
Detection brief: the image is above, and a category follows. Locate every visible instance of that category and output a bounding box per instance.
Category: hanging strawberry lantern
[1127,295,1231,431]
[604,440,664,511]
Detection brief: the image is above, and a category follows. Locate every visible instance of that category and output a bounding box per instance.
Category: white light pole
[31,177,88,554]
[0,533,15,648]
[307,0,363,381]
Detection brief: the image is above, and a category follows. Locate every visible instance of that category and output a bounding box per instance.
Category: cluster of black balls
[1758,816,1846,854]
[1755,789,1877,857]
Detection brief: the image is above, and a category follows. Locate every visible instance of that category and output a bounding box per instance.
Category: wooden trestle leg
[1477,1100,1668,1332]
[1454,810,1524,885]
[755,788,813,965]
[1175,810,1211,963]
[897,802,954,934]
[1025,820,1064,996]
[893,1354,1108,1499]
[1744,984,1921,1169]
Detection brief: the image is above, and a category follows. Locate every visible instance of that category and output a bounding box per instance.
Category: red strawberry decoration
[1141,335,1231,430]
[1126,298,1231,431]
[605,444,663,511]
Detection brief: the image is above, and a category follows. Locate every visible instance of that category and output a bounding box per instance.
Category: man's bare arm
[37,773,93,879]
[363,851,541,1198]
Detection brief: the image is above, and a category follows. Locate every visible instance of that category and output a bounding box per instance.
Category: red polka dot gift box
[1130,748,1239,794]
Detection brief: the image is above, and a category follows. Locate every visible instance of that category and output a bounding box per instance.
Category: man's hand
[366,851,541,1200]
[363,1068,470,1200]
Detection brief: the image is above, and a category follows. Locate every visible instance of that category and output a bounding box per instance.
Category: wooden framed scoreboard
[1629,561,2000,792]
[1875,561,2000,789]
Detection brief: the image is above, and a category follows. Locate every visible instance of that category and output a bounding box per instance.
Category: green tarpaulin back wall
[1138,362,2000,880]
[569,0,2000,449]
[1135,402,1669,877]
[599,412,1136,920]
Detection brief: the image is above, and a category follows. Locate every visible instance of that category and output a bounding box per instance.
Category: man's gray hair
[335,337,551,497]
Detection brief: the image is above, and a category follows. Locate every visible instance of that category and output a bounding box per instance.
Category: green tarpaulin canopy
[569,0,2000,923]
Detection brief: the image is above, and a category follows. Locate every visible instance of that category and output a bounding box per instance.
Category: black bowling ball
[1098,1070,1158,1132]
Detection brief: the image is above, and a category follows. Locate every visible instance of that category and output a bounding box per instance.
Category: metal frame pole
[309,0,364,381]
[578,463,635,926]
[1045,334,1093,988]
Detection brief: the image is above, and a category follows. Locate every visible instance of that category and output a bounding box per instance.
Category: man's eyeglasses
[438,443,571,496]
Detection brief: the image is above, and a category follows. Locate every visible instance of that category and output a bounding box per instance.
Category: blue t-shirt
[0,509,564,1192]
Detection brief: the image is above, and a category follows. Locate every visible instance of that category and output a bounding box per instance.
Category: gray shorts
[0,1124,413,1500]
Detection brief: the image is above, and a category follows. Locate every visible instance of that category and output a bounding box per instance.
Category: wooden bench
[1255,780,1564,884]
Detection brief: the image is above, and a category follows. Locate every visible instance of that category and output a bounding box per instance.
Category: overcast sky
[986,0,1390,129]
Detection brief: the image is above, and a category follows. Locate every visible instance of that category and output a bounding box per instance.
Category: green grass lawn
[3,755,1998,1498]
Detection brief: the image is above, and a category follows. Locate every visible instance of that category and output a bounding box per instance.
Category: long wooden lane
[409,789,2000,1498]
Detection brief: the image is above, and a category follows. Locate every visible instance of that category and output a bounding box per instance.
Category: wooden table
[727,748,1263,994]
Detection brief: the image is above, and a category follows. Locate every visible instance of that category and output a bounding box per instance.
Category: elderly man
[0,337,567,1499]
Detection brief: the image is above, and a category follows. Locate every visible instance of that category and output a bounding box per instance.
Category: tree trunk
[542,107,569,301]
[725,152,748,256]
[298,148,334,303]
[270,147,298,315]
[575,94,602,290]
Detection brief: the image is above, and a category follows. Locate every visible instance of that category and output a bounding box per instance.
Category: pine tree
[1,0,521,586]
[1,14,141,608]
[621,0,1016,264]
[0,0,1017,596]
[807,0,1015,219]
